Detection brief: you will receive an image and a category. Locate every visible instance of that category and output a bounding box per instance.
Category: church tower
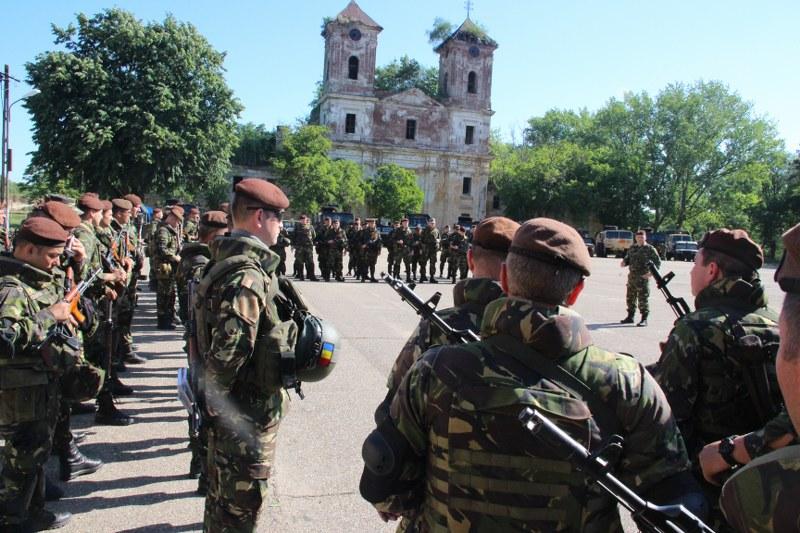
[321,1,382,97]
[436,19,497,112]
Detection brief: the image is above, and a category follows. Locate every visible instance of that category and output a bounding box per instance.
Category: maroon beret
[234,179,289,210]
[200,210,228,228]
[509,218,592,276]
[40,201,81,230]
[123,194,142,207]
[112,198,133,211]
[699,229,763,272]
[472,216,520,254]
[775,223,800,293]
[17,217,69,247]
[77,193,104,211]
[101,200,113,211]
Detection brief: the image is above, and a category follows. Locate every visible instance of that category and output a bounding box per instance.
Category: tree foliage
[367,164,424,221]
[374,56,439,98]
[271,125,367,215]
[24,8,242,197]
[231,123,276,167]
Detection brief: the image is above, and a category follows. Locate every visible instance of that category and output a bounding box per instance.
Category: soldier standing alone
[620,229,661,326]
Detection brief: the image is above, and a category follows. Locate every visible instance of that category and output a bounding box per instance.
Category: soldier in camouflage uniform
[197,179,291,532]
[438,225,450,277]
[386,220,400,270]
[363,219,382,283]
[110,197,142,364]
[315,217,333,281]
[326,218,348,282]
[390,218,413,282]
[418,218,439,283]
[620,229,661,326]
[144,207,163,290]
[654,228,780,527]
[361,218,703,531]
[183,207,200,243]
[0,218,78,531]
[291,214,317,281]
[410,226,424,281]
[447,225,469,282]
[269,225,291,277]
[154,205,183,330]
[346,218,362,277]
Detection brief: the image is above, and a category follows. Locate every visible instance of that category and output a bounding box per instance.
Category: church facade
[313,1,499,226]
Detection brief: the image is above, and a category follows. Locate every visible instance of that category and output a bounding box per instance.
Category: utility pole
[1,65,11,248]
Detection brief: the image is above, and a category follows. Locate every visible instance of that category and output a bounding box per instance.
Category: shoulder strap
[484,333,619,436]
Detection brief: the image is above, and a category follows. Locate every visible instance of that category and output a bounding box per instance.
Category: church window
[465,125,475,145]
[406,119,417,140]
[348,56,359,80]
[467,72,477,94]
[345,113,356,134]
[443,73,448,96]
[492,194,501,209]
[462,177,472,195]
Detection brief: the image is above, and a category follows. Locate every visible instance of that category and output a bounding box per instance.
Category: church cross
[464,0,473,19]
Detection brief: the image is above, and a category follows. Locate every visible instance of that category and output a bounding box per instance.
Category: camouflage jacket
[420,226,439,252]
[438,232,450,255]
[623,243,660,274]
[391,227,412,253]
[291,223,315,248]
[655,277,780,455]
[378,296,690,531]
[314,225,332,250]
[177,242,211,297]
[448,232,468,255]
[272,228,291,250]
[327,227,348,251]
[155,221,181,264]
[202,231,286,427]
[183,219,199,242]
[72,221,107,298]
[365,228,382,255]
[385,278,504,396]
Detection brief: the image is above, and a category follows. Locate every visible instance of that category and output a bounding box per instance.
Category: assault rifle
[519,408,715,533]
[648,261,691,319]
[382,273,479,344]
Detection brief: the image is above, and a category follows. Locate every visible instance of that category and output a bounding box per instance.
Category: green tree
[367,164,423,221]
[231,123,276,167]
[24,8,242,197]
[331,159,366,212]
[749,152,798,260]
[374,56,439,98]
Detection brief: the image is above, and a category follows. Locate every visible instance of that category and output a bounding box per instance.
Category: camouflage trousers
[625,272,650,315]
[317,249,330,279]
[0,379,60,526]
[293,246,315,279]
[326,249,344,280]
[204,419,280,533]
[274,249,287,277]
[392,250,412,279]
[419,249,437,279]
[439,251,449,275]
[448,253,468,281]
[157,276,177,319]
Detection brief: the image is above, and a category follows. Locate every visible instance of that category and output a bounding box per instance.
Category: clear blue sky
[3,0,799,182]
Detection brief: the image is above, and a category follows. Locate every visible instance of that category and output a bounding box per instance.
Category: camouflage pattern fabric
[110,219,138,353]
[372,296,691,531]
[447,233,468,281]
[291,223,316,280]
[183,219,199,242]
[314,224,332,280]
[346,225,362,276]
[410,230,423,279]
[155,221,181,320]
[419,226,439,280]
[438,231,450,276]
[390,227,413,279]
[325,227,348,280]
[200,231,289,532]
[622,243,660,315]
[176,242,211,322]
[720,444,800,532]
[743,407,798,459]
[364,228,382,280]
[269,227,291,277]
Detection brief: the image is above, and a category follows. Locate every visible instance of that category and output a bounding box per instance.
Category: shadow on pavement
[61,473,192,498]
[117,523,203,533]
[56,490,198,513]
[586,322,635,330]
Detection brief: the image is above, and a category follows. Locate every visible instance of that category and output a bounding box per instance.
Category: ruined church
[313,1,499,225]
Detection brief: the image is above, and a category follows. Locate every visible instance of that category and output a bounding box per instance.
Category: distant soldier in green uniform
[111,196,142,364]
[418,218,439,283]
[183,207,200,242]
[620,229,661,326]
[269,226,291,277]
[326,218,348,282]
[409,226,423,281]
[654,228,780,527]
[291,214,317,281]
[0,218,78,531]
[154,205,183,330]
[447,225,468,282]
[195,178,291,532]
[363,219,382,283]
[315,217,333,281]
[438,225,450,278]
[386,220,400,271]
[361,218,704,531]
[390,218,413,282]
[346,218,362,277]
[144,207,163,290]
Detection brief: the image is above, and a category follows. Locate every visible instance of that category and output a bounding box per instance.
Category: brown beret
[509,218,592,276]
[775,223,800,293]
[123,194,142,207]
[168,205,184,221]
[77,193,104,211]
[234,178,289,210]
[112,198,133,211]
[218,202,230,214]
[699,229,763,272]
[17,217,69,247]
[200,210,228,228]
[401,217,409,222]
[472,216,520,254]
[101,200,113,210]
[40,201,81,230]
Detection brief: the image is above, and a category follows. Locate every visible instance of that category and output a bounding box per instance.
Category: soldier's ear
[467,248,475,272]
[500,262,509,294]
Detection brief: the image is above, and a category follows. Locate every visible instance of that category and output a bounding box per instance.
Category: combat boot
[620,313,635,324]
[188,453,202,479]
[45,476,64,502]
[109,376,133,396]
[59,441,103,481]
[637,314,648,327]
[71,402,95,415]
[430,276,438,284]
[420,275,428,283]
[17,508,72,532]
[124,351,147,365]
[95,392,134,426]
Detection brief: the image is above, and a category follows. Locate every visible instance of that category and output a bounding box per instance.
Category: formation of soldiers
[3,181,800,532]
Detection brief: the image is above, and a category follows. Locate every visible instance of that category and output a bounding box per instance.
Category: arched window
[443,73,448,96]
[348,56,359,80]
[467,71,477,94]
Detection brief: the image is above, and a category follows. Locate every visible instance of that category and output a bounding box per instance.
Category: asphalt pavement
[40,253,784,532]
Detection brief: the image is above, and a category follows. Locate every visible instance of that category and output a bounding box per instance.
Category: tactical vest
[689,306,781,445]
[420,341,618,532]
[194,255,295,397]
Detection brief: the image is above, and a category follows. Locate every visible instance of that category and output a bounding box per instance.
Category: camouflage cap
[111,198,133,211]
[509,218,591,276]
[234,178,289,210]
[123,194,142,207]
[699,228,763,271]
[168,205,184,221]
[77,193,103,211]
[40,201,81,230]
[776,222,800,293]
[17,216,69,246]
[200,210,228,228]
[472,216,520,254]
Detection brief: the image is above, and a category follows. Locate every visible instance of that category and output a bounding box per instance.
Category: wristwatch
[718,435,740,467]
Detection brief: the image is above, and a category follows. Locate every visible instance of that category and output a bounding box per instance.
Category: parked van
[595,229,634,258]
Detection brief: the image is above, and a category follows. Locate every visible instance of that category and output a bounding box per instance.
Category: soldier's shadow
[117,525,203,533]
[586,322,637,330]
